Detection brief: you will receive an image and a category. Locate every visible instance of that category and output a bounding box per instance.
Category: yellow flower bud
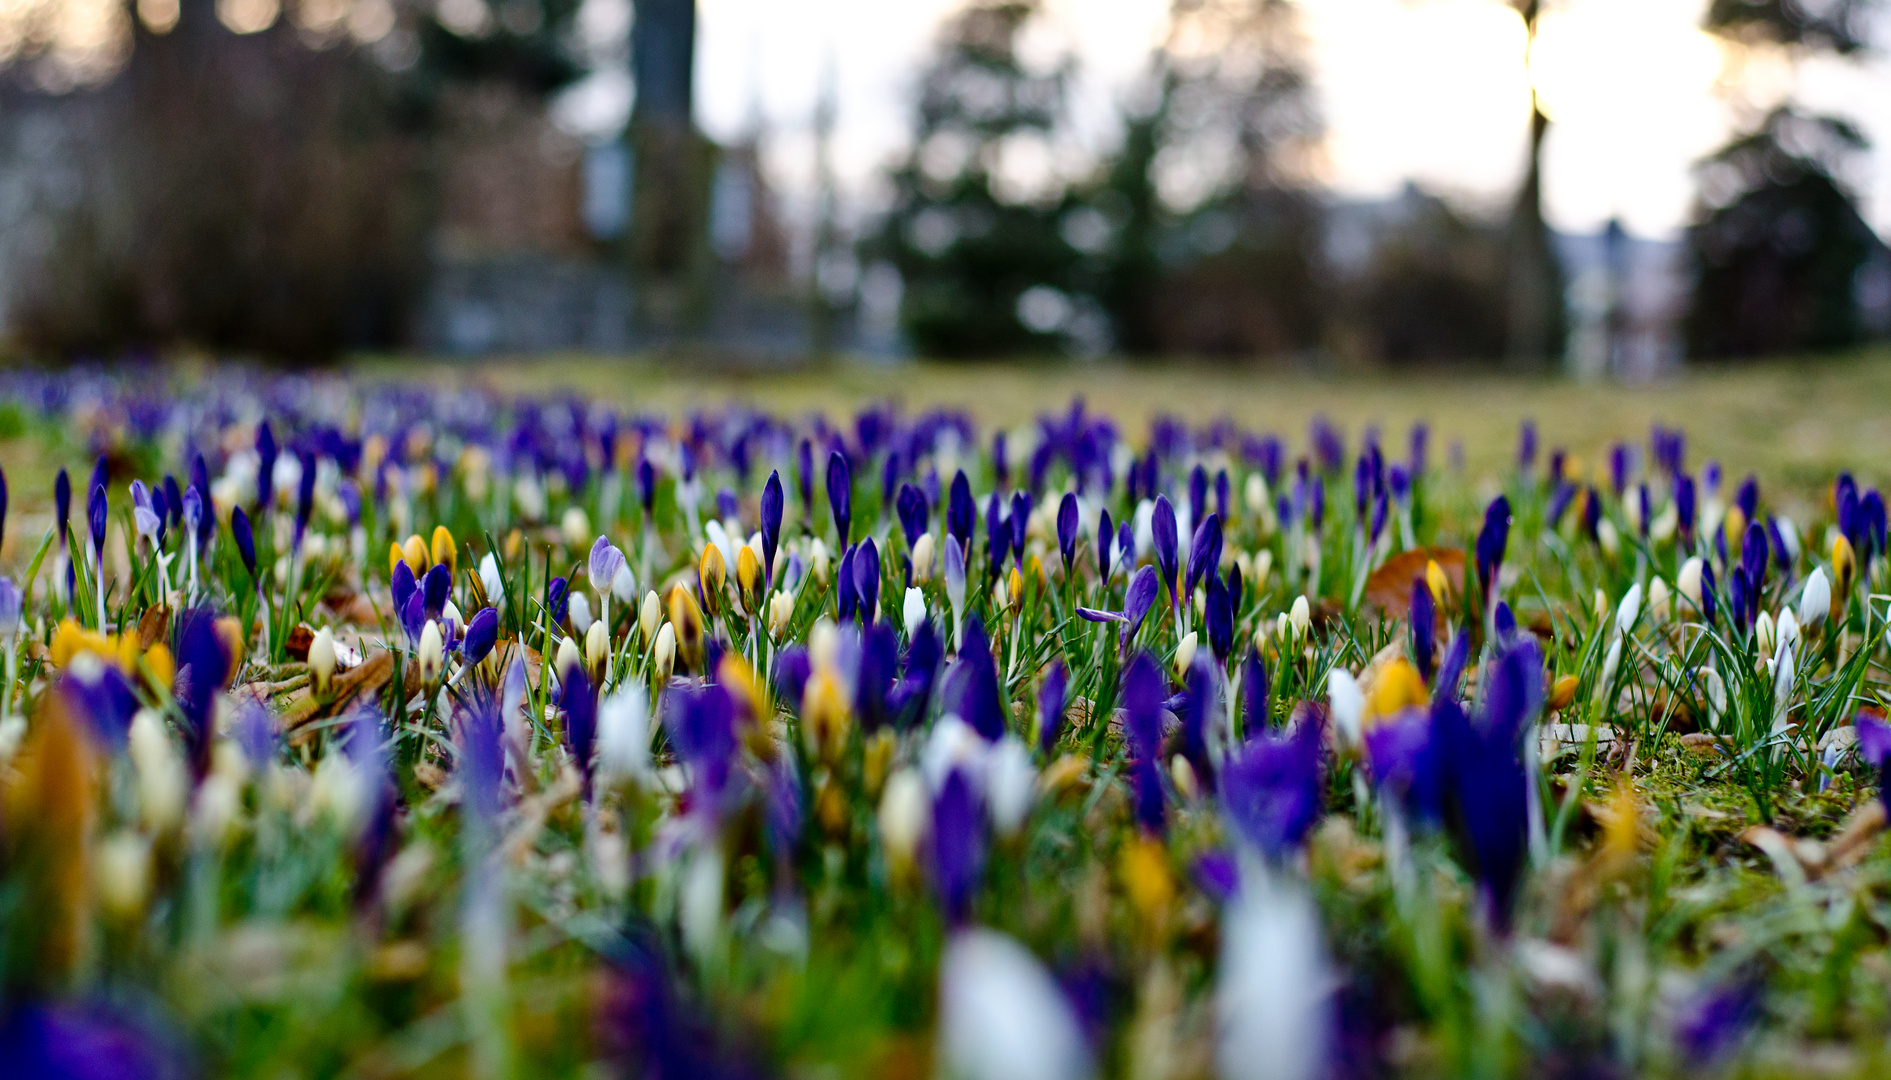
[1834,533,1857,598]
[402,534,429,576]
[1367,658,1426,721]
[698,545,726,620]
[1120,834,1173,930]
[736,544,763,615]
[389,541,407,580]
[802,665,852,762]
[667,585,705,672]
[430,525,457,577]
[1007,566,1024,610]
[1425,559,1449,603]
[585,618,610,681]
[768,590,796,640]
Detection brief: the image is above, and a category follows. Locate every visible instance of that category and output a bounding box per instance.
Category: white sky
[561,0,1891,238]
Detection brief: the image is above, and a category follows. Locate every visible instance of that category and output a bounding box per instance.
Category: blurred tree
[1501,0,1564,369]
[1685,0,1885,359]
[1684,109,1885,358]
[627,0,716,325]
[1,0,586,359]
[865,1,1082,358]
[1349,188,1509,363]
[1088,0,1326,359]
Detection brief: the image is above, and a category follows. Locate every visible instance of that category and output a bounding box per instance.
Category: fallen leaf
[1363,548,1465,617]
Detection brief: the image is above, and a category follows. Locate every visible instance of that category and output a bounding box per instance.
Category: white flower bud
[1755,611,1776,659]
[810,538,830,587]
[768,591,796,639]
[612,564,638,605]
[129,709,186,834]
[95,832,151,919]
[1614,583,1641,638]
[653,622,676,682]
[568,592,594,635]
[903,587,928,637]
[912,533,936,583]
[1326,669,1363,746]
[640,589,662,644]
[1798,567,1831,627]
[1597,517,1619,557]
[1648,576,1670,622]
[417,620,445,685]
[1173,632,1198,680]
[561,505,591,550]
[585,617,610,677]
[479,552,506,609]
[1289,595,1311,637]
[555,633,582,679]
[598,683,651,786]
[309,626,337,697]
[1678,558,1704,610]
[986,737,1036,838]
[879,768,929,869]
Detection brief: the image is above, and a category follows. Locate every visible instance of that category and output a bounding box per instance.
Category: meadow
[2,354,1891,1079]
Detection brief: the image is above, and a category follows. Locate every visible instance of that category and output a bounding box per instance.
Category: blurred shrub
[1344,189,1509,365]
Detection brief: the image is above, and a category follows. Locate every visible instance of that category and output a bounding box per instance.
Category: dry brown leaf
[1363,548,1465,617]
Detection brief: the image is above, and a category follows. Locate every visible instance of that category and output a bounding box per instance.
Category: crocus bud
[612,564,638,605]
[1173,632,1198,680]
[1678,557,1704,611]
[479,552,506,609]
[652,622,676,682]
[555,633,581,679]
[768,590,795,639]
[810,539,830,587]
[904,587,928,636]
[737,544,763,614]
[1648,576,1671,621]
[639,590,661,644]
[1799,566,1831,627]
[668,585,705,671]
[569,592,595,635]
[402,534,428,576]
[598,683,650,786]
[878,769,928,873]
[1833,534,1857,598]
[1327,668,1363,746]
[309,626,337,699]
[1755,610,1776,658]
[561,506,591,550]
[96,832,151,920]
[1776,607,1801,659]
[1289,595,1311,637]
[1614,583,1641,638]
[389,541,408,580]
[431,525,457,577]
[699,544,727,617]
[417,620,445,685]
[911,533,935,583]
[1597,517,1620,557]
[585,618,609,680]
[463,606,499,667]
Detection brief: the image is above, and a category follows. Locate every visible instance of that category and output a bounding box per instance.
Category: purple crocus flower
[1734,474,1759,524]
[256,421,278,511]
[561,664,599,794]
[854,537,881,623]
[59,659,140,751]
[173,607,230,780]
[1186,513,1221,598]
[162,474,183,531]
[0,463,7,555]
[1077,564,1160,654]
[1517,419,1537,473]
[796,437,815,518]
[637,457,657,515]
[1438,637,1542,926]
[1188,464,1208,528]
[856,622,898,731]
[825,450,851,545]
[1152,495,1179,608]
[1116,519,1134,577]
[87,480,106,556]
[1121,652,1167,833]
[1056,492,1080,574]
[896,482,929,553]
[460,697,506,824]
[1411,576,1436,681]
[931,766,985,923]
[463,606,500,667]
[231,507,257,581]
[547,576,570,626]
[947,470,975,552]
[1205,574,1234,661]
[774,645,812,711]
[760,469,784,587]
[1674,979,1759,1070]
[1215,469,1229,521]
[1475,495,1511,598]
[1675,473,1697,544]
[984,492,1009,578]
[54,467,70,548]
[1855,712,1891,814]
[1219,709,1324,858]
[836,541,861,619]
[1863,489,1888,568]
[422,563,452,620]
[666,681,738,809]
[0,1001,190,1080]
[1038,658,1067,754]
[1433,631,1470,704]
[1180,657,1215,780]
[1492,601,1517,643]
[391,560,418,613]
[947,616,1005,740]
[890,618,942,728]
[1242,649,1270,739]
[89,455,109,510]
[1008,490,1029,570]
[1699,561,1718,626]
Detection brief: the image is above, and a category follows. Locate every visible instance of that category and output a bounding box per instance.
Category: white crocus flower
[939,929,1092,1080]
[1217,875,1333,1080]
